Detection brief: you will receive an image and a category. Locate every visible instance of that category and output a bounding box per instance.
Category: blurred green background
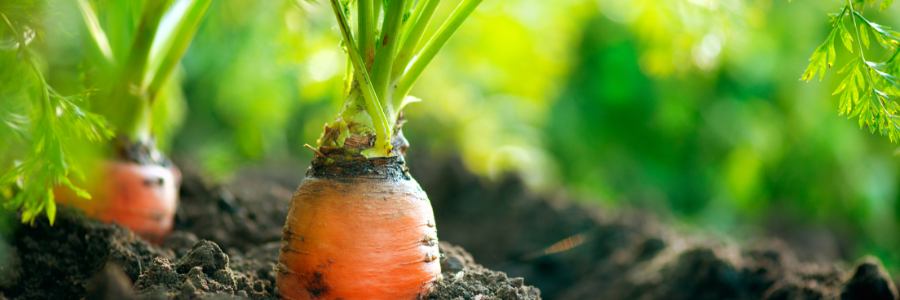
[9,0,900,273]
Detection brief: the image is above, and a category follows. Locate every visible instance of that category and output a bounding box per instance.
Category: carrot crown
[318,0,483,158]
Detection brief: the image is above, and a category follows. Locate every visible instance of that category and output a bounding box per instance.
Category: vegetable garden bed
[0,154,897,300]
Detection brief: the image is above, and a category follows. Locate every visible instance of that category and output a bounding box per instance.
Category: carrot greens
[799,0,900,141]
[320,0,483,157]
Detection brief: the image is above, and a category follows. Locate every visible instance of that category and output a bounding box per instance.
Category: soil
[306,153,412,181]
[408,153,899,300]
[0,153,898,300]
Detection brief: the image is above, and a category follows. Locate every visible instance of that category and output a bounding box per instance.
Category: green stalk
[74,0,115,70]
[370,0,408,111]
[344,54,353,98]
[398,0,430,50]
[397,0,416,46]
[330,0,392,156]
[104,0,138,65]
[120,0,170,89]
[99,0,171,142]
[393,0,482,107]
[143,0,212,103]
[358,0,376,66]
[373,0,383,27]
[125,98,154,142]
[26,56,52,126]
[391,0,440,80]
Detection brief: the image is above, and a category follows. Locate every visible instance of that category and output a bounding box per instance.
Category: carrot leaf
[0,52,113,225]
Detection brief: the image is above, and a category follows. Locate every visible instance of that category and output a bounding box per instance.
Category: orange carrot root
[57,160,180,244]
[276,175,440,300]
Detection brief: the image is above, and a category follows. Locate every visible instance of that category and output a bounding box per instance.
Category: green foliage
[801,0,900,142]
[0,84,114,225]
[2,3,111,225]
[0,51,113,225]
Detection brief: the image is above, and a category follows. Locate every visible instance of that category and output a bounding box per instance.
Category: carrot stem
[370,0,408,120]
[392,0,440,81]
[143,0,212,103]
[97,0,170,142]
[323,0,482,157]
[373,0,383,27]
[358,0,376,67]
[74,0,115,70]
[330,0,392,156]
[393,0,482,108]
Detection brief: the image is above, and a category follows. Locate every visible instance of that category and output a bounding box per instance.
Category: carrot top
[798,0,900,142]
[317,0,483,158]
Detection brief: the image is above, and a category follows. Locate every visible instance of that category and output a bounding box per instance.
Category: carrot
[276,156,440,299]
[56,159,180,244]
[22,0,209,242]
[275,0,481,298]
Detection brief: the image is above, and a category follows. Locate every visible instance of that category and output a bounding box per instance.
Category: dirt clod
[132,239,274,300]
[840,258,899,300]
[175,241,230,278]
[134,240,282,299]
[428,243,541,300]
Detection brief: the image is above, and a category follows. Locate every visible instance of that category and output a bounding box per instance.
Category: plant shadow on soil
[0,153,898,300]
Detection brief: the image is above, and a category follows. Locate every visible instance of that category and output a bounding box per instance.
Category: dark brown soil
[0,154,898,300]
[0,206,173,299]
[428,243,541,300]
[170,167,290,253]
[408,153,900,300]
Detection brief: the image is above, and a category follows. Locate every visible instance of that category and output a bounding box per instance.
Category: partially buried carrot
[4,0,210,242]
[46,0,207,244]
[277,156,440,299]
[56,140,180,244]
[276,0,482,298]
